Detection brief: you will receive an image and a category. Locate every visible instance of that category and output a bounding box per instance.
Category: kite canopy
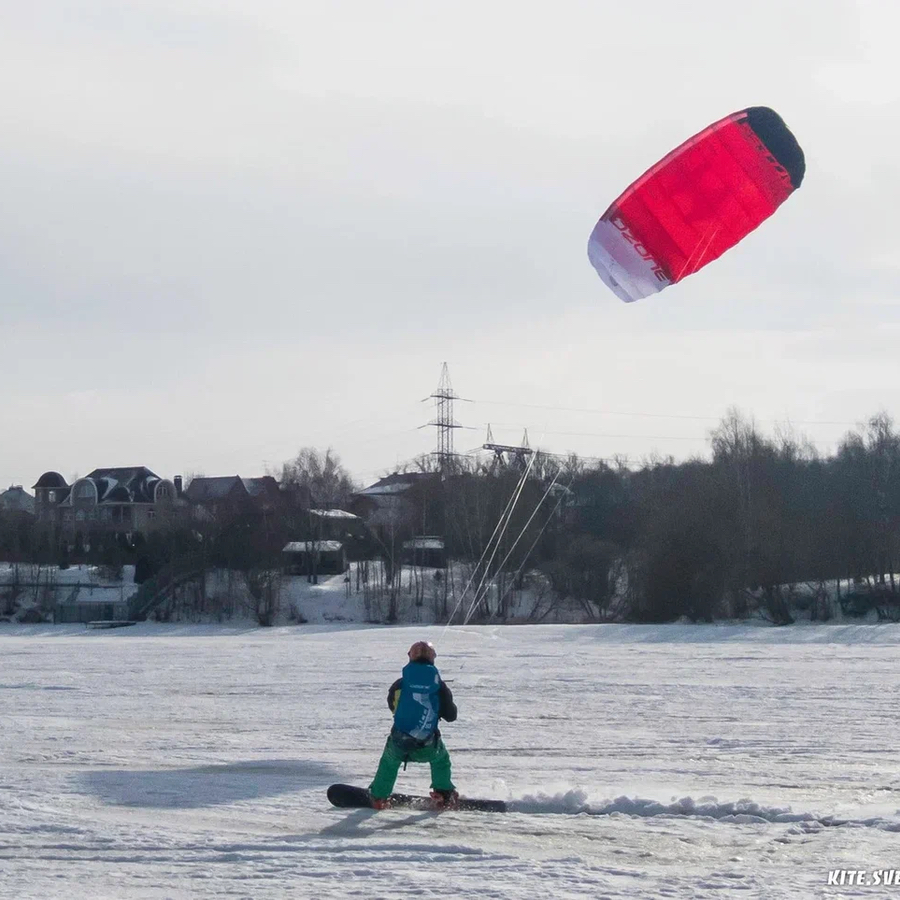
[588,106,805,302]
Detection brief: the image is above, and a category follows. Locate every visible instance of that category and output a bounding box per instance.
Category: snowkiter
[368,640,458,809]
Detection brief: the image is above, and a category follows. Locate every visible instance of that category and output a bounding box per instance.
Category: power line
[470,398,861,428]
[479,424,708,441]
[477,422,840,444]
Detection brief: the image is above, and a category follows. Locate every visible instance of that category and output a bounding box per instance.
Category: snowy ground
[1,622,899,899]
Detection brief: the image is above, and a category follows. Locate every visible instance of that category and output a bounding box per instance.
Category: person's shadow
[81,759,339,808]
[316,808,438,838]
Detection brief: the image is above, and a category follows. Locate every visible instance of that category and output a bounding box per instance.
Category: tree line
[383,409,900,624]
[2,412,900,625]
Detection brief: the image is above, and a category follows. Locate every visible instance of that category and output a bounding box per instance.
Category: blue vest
[392,662,441,741]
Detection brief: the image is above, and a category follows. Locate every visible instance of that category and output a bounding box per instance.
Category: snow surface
[309,509,359,520]
[1,622,899,898]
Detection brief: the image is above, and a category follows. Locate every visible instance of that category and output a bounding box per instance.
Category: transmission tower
[424,362,464,473]
[483,425,534,471]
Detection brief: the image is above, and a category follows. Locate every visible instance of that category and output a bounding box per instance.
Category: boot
[429,789,459,810]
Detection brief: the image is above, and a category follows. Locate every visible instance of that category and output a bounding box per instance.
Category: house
[0,485,35,516]
[56,595,131,624]
[32,467,179,541]
[309,507,361,537]
[402,536,447,569]
[282,540,347,576]
[183,475,291,521]
[351,472,435,529]
[243,476,283,508]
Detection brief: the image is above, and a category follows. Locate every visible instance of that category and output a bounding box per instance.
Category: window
[75,482,95,501]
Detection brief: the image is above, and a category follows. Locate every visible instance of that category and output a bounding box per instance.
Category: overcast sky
[2,0,899,490]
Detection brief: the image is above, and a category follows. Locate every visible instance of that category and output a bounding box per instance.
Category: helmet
[407,640,437,663]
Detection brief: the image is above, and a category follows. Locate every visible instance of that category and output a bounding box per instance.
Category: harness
[390,727,437,769]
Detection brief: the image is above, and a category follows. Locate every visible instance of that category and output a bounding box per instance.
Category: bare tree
[278,447,357,508]
[242,568,282,626]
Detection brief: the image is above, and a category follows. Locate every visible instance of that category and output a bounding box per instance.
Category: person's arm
[438,680,457,722]
[387,678,402,712]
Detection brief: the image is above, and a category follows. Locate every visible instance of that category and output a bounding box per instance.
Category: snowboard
[327,783,507,813]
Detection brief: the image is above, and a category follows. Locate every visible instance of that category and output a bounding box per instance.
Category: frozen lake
[1,622,898,898]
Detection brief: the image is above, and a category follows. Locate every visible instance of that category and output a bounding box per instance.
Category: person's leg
[368,735,404,799]
[424,738,455,793]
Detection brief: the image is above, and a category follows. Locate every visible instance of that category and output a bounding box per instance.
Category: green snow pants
[368,732,455,799]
